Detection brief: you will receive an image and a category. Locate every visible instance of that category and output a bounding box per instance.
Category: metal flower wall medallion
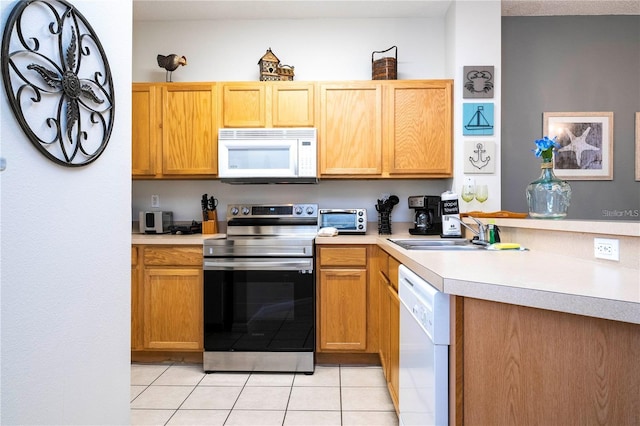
[2,0,115,167]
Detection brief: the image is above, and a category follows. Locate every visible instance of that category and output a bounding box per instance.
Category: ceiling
[132,1,640,21]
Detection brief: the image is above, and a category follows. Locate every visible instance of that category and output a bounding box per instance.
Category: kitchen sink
[388,238,486,250]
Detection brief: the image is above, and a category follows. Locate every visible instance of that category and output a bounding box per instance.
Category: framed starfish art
[543,112,613,180]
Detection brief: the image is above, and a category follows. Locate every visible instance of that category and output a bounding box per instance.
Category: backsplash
[132,179,451,224]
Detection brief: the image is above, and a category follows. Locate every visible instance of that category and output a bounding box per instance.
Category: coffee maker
[408,195,442,235]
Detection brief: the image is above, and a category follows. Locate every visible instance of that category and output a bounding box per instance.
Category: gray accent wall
[501,16,640,221]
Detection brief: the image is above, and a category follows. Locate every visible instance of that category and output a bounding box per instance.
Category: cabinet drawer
[131,246,138,266]
[319,246,367,267]
[143,246,203,266]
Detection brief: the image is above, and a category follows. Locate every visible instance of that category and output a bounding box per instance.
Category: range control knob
[230,207,239,216]
[294,206,303,215]
[241,206,250,215]
[306,206,315,215]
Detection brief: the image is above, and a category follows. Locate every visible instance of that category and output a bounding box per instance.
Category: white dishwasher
[398,265,450,426]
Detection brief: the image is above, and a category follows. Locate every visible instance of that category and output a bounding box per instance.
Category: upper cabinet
[319,82,383,175]
[220,82,315,128]
[132,82,217,179]
[319,80,453,178]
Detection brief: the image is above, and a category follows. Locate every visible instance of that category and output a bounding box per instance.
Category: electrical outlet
[594,238,619,261]
[151,194,160,208]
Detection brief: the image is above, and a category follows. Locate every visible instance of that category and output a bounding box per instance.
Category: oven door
[203,257,315,353]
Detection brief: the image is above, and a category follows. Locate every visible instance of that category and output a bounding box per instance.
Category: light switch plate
[151,194,160,208]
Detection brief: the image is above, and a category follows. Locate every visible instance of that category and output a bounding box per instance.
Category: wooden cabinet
[131,245,203,352]
[132,84,158,176]
[386,80,453,176]
[458,298,640,425]
[374,246,400,412]
[131,246,143,350]
[317,245,379,353]
[319,80,453,178]
[220,82,315,128]
[319,82,383,175]
[132,83,217,178]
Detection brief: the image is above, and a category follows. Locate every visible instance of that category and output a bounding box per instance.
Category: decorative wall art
[543,112,614,180]
[1,0,114,167]
[463,103,494,136]
[636,112,640,181]
[463,66,494,99]
[463,140,495,174]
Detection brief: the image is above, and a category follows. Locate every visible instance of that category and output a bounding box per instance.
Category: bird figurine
[157,54,187,82]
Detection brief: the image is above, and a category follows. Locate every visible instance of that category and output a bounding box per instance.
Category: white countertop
[132,219,640,325]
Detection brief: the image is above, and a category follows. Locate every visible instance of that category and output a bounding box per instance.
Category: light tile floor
[131,363,399,426]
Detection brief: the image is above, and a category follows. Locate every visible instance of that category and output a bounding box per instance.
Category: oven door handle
[204,259,314,271]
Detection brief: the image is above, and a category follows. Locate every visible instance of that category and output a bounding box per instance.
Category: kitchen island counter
[316,220,640,325]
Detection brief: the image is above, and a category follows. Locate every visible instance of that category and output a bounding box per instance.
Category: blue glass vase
[526,159,571,219]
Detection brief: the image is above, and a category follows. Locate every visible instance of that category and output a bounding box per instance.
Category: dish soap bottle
[440,190,462,238]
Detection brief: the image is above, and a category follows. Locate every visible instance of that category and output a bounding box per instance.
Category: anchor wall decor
[463,140,495,174]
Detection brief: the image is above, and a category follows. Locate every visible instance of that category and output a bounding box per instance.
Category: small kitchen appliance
[218,128,317,184]
[319,208,367,234]
[408,195,442,235]
[139,211,173,234]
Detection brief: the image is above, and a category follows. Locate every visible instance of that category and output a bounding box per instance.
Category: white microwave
[218,128,317,184]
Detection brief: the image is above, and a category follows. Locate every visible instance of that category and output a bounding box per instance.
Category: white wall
[446,1,502,212]
[132,3,501,221]
[0,0,132,424]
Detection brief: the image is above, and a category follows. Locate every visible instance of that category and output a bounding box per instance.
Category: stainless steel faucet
[449,216,488,245]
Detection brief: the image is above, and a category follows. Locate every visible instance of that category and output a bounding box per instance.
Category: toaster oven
[139,211,173,234]
[319,209,367,234]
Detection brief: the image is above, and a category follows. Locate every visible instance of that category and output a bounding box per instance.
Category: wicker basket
[372,46,397,80]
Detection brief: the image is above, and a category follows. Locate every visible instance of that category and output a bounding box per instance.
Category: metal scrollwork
[2,0,115,167]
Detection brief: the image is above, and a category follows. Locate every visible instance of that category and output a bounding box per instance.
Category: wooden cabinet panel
[272,83,315,127]
[388,256,400,291]
[132,245,203,353]
[388,284,400,410]
[462,298,640,425]
[131,246,143,350]
[386,81,453,176]
[132,84,158,176]
[162,84,217,176]
[143,246,202,266]
[221,83,266,127]
[319,246,367,267]
[319,83,383,175]
[220,82,314,128]
[319,269,368,351]
[378,270,390,376]
[143,267,203,350]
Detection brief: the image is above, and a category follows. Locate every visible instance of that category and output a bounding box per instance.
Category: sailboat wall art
[463,103,495,136]
[543,112,614,180]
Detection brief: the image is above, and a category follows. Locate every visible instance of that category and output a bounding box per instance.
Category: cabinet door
[272,83,315,127]
[162,84,217,176]
[143,267,203,350]
[388,284,400,409]
[319,269,368,351]
[386,80,453,176]
[378,271,390,377]
[221,83,266,127]
[132,84,158,176]
[131,246,143,350]
[319,83,383,176]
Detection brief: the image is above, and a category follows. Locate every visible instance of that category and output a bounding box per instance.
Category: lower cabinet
[131,245,203,353]
[317,245,379,354]
[375,246,400,412]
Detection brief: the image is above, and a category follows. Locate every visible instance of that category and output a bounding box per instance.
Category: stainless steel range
[202,203,318,373]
